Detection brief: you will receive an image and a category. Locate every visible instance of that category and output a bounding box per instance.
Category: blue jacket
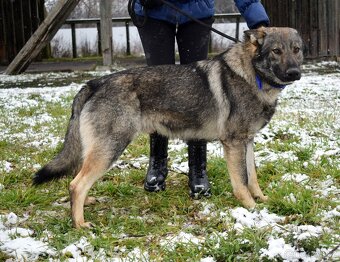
[134,0,269,29]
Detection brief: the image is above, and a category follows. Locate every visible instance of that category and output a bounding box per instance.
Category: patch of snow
[313,148,340,161]
[284,193,297,203]
[320,206,340,221]
[110,155,149,171]
[260,237,314,261]
[130,155,149,169]
[281,173,310,184]
[124,247,149,261]
[7,227,34,238]
[230,207,285,232]
[314,175,340,198]
[0,161,12,173]
[261,236,340,261]
[4,212,19,225]
[0,213,56,261]
[255,149,298,165]
[198,202,217,218]
[26,133,62,149]
[207,142,223,157]
[62,236,94,260]
[0,237,56,261]
[160,232,204,251]
[201,257,216,262]
[168,139,187,152]
[171,158,189,173]
[280,174,339,200]
[0,72,78,85]
[291,225,325,241]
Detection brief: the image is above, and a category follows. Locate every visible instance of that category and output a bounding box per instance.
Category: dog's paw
[74,221,94,229]
[233,189,256,209]
[248,187,268,203]
[241,198,256,209]
[253,194,269,203]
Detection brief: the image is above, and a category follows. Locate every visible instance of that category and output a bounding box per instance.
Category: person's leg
[137,17,176,191]
[176,17,214,197]
[176,17,214,64]
[144,133,168,192]
[137,17,176,65]
[187,140,211,198]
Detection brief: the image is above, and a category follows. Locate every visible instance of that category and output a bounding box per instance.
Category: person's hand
[140,0,163,9]
[252,22,269,29]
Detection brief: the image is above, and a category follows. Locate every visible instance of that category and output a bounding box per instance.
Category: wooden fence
[1,11,242,64]
[64,13,243,58]
[0,0,45,65]
[262,0,340,59]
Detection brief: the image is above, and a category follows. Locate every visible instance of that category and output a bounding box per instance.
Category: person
[130,0,270,198]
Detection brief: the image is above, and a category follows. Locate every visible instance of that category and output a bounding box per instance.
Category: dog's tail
[33,83,98,185]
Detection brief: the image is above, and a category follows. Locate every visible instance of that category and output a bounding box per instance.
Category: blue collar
[256,75,286,90]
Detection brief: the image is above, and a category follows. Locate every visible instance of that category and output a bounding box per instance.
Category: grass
[0,65,339,261]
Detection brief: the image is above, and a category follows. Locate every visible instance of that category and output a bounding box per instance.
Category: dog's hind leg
[246,140,268,202]
[69,137,132,229]
[222,141,256,208]
[69,151,108,229]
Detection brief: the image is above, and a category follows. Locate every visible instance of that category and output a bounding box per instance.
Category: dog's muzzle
[285,67,301,81]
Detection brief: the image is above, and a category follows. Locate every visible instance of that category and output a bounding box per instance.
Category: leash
[128,0,239,42]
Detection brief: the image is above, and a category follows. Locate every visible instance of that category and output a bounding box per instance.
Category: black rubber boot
[144,133,168,192]
[188,140,211,198]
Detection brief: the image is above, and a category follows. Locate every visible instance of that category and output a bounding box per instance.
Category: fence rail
[64,13,243,58]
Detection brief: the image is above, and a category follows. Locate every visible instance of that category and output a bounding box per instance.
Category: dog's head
[244,27,304,86]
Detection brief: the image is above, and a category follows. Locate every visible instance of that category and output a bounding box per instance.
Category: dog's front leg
[222,141,256,208]
[246,140,268,202]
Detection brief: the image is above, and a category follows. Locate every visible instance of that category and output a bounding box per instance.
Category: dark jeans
[137,16,214,65]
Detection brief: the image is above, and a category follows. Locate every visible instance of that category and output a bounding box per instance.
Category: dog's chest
[252,103,276,131]
[223,100,276,142]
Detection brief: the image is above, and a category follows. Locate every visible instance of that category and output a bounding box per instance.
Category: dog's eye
[272,48,282,55]
[293,47,300,53]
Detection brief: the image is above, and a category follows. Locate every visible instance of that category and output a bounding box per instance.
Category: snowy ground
[0,62,339,261]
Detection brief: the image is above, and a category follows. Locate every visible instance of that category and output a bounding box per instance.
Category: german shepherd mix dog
[34,27,303,228]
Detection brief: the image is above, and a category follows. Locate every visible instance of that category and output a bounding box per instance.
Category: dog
[33,27,303,228]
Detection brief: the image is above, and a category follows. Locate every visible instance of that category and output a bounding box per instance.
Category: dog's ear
[244,27,266,46]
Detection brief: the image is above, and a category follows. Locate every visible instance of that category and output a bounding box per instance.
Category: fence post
[100,0,113,66]
[71,23,77,58]
[235,16,240,42]
[97,21,102,55]
[125,21,131,56]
